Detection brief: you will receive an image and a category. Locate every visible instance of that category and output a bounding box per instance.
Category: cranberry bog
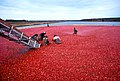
[0,25,120,81]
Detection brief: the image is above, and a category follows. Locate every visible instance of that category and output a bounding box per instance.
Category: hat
[43,32,46,34]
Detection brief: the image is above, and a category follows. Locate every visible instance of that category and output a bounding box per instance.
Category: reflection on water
[17,21,120,29]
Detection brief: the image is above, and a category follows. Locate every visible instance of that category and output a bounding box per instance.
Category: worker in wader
[52,35,61,44]
[31,34,39,42]
[73,27,78,34]
[43,35,49,46]
[38,32,46,41]
[47,23,49,27]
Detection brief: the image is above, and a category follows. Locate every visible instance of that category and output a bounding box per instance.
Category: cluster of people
[31,27,78,46]
[31,32,61,46]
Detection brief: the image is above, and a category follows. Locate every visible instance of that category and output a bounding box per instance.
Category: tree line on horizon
[81,17,120,22]
[5,17,120,22]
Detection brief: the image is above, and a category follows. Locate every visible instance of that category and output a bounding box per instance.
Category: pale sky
[0,0,120,20]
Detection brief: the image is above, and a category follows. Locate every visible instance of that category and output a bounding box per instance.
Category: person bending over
[43,35,49,46]
[31,34,39,42]
[38,32,46,41]
[73,27,78,34]
[53,35,61,44]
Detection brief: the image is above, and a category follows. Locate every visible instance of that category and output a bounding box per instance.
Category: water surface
[17,21,120,29]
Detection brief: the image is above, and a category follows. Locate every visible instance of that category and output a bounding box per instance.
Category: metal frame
[0,19,41,48]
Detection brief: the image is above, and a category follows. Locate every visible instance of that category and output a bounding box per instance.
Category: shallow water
[17,21,120,29]
[51,21,120,26]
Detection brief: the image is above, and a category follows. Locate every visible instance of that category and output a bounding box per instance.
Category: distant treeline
[5,20,27,22]
[81,18,120,22]
[5,17,120,22]
[5,19,63,23]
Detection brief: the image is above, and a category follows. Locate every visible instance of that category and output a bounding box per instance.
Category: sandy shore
[0,25,120,80]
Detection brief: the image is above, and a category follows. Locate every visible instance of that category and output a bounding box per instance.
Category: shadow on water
[0,46,30,64]
[18,47,30,54]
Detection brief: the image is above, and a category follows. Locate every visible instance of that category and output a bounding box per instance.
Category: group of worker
[31,32,61,46]
[31,27,78,46]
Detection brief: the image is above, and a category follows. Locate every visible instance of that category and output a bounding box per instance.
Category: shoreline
[5,21,120,29]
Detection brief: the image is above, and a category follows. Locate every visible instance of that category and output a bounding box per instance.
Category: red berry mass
[0,25,120,81]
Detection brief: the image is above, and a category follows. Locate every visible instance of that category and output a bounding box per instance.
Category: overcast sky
[0,0,120,20]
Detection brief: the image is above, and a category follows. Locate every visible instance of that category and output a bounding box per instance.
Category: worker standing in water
[73,27,78,34]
